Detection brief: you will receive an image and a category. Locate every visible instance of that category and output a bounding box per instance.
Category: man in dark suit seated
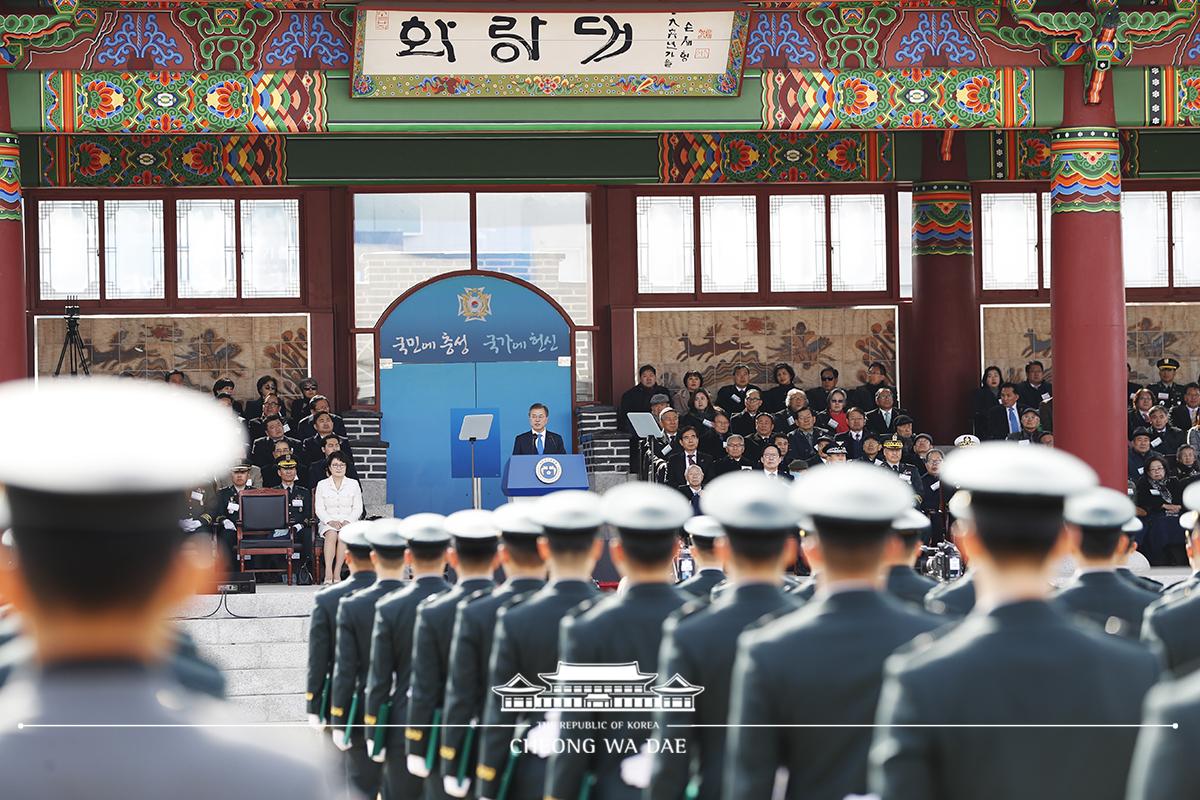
[1005,408,1044,443]
[678,464,705,514]
[295,395,348,441]
[512,402,566,455]
[1170,382,1200,431]
[665,427,714,488]
[864,387,908,435]
[713,434,755,477]
[983,382,1024,441]
[306,435,360,488]
[249,415,302,477]
[787,407,829,467]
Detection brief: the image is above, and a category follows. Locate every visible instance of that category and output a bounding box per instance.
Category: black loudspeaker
[214,572,257,594]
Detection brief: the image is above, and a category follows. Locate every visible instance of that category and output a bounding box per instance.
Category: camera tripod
[53,304,91,377]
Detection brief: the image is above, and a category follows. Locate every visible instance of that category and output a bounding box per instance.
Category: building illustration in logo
[492,661,703,712]
[458,287,492,321]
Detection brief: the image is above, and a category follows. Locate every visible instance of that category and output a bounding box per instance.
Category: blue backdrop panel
[475,360,573,509]
[450,407,502,479]
[381,363,476,515]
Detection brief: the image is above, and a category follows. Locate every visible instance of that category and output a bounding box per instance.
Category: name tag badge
[1150,489,1161,496]
[930,481,941,491]
[730,394,741,403]
[661,445,672,456]
[1138,467,1145,474]
[1018,439,1030,446]
[191,491,204,502]
[1151,437,1163,448]
[902,473,912,483]
[227,502,239,513]
[283,424,291,433]
[1159,392,1170,400]
[292,498,303,507]
[740,466,753,471]
[702,419,714,428]
[1041,393,1051,402]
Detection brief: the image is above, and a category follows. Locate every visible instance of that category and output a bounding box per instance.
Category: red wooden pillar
[1050,67,1125,489]
[0,71,26,382]
[909,132,978,443]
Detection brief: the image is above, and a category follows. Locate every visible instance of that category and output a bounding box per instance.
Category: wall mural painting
[34,314,309,400]
[636,307,897,398]
[981,304,1200,388]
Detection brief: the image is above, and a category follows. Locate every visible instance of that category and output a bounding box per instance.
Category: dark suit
[512,430,566,456]
[1126,668,1200,800]
[649,583,798,800]
[836,430,868,460]
[715,383,760,417]
[761,383,798,413]
[712,455,754,477]
[406,577,494,800]
[806,385,832,414]
[280,482,313,578]
[365,575,449,800]
[679,485,703,515]
[727,589,940,800]
[331,577,405,798]
[1146,425,1185,456]
[618,383,666,434]
[1142,591,1200,676]
[675,568,725,600]
[1053,570,1159,638]
[249,435,302,474]
[728,410,759,437]
[296,412,348,442]
[665,450,714,488]
[870,600,1160,800]
[1016,380,1053,411]
[301,435,357,470]
[884,565,938,610]
[984,403,1024,441]
[787,426,829,466]
[306,571,375,722]
[864,407,909,436]
[547,583,686,800]
[439,578,546,789]
[924,570,976,617]
[742,434,773,464]
[477,579,598,800]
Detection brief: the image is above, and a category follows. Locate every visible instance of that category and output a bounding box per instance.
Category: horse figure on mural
[1021,328,1052,359]
[677,325,744,362]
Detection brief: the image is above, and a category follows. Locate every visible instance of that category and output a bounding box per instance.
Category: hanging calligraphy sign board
[352,7,750,98]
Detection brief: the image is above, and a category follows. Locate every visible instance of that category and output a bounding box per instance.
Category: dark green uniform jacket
[674,568,725,601]
[648,582,798,800]
[883,565,938,610]
[330,578,403,733]
[546,582,686,800]
[439,577,545,786]
[1116,567,1163,594]
[1142,590,1200,676]
[476,578,597,800]
[727,588,941,800]
[1053,569,1159,638]
[923,570,976,617]
[406,577,494,799]
[363,574,449,800]
[306,570,375,718]
[1126,668,1200,800]
[870,600,1160,800]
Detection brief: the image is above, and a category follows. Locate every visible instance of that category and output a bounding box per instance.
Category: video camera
[920,541,965,583]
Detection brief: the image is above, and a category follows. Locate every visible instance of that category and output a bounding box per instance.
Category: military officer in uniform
[545,483,691,800]
[1126,665,1200,799]
[1147,356,1186,409]
[725,463,938,800]
[648,473,800,800]
[440,504,547,799]
[213,462,253,568]
[475,491,603,800]
[882,508,938,609]
[365,514,451,800]
[1141,484,1200,675]
[675,515,725,599]
[1053,487,1159,637]
[868,443,1161,800]
[923,491,977,617]
[879,436,920,488]
[406,510,499,798]
[179,484,216,538]
[330,517,409,798]
[0,377,341,799]
[305,520,375,729]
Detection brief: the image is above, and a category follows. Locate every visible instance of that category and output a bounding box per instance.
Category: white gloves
[443,776,471,798]
[619,742,653,789]
[407,754,430,778]
[331,728,352,752]
[306,714,324,732]
[223,519,236,531]
[367,739,386,763]
[178,519,203,532]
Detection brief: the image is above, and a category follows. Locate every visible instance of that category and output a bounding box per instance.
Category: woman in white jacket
[314,451,363,583]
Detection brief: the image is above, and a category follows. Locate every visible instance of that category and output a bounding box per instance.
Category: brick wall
[577,404,628,475]
[344,411,387,480]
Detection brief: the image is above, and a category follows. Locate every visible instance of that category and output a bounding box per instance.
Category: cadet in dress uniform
[648,473,800,800]
[365,514,451,800]
[1146,357,1186,409]
[868,443,1162,800]
[674,515,725,599]
[439,504,547,799]
[923,491,977,617]
[546,483,691,800]
[330,517,409,798]
[475,491,603,800]
[305,520,375,729]
[0,377,342,800]
[406,510,499,799]
[882,509,938,608]
[726,463,939,800]
[1126,666,1200,800]
[1053,487,1159,638]
[1141,485,1200,675]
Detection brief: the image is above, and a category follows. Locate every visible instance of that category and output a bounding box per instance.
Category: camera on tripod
[920,541,965,583]
[54,302,91,377]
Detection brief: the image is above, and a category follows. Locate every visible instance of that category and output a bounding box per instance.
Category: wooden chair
[236,488,299,584]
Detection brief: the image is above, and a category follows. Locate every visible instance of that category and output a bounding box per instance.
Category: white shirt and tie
[1007,406,1020,433]
[531,429,546,455]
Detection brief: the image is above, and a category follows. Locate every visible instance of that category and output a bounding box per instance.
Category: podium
[502,454,589,497]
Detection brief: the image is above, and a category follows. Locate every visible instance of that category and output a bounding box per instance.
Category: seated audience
[972,365,1003,437]
[313,451,364,584]
[249,415,302,476]
[983,382,1025,441]
[301,410,355,466]
[730,390,765,436]
[713,434,754,476]
[761,363,799,413]
[290,377,321,428]
[850,361,895,412]
[245,375,278,421]
[864,387,908,435]
[673,370,704,415]
[681,388,717,433]
[295,395,347,441]
[1016,360,1053,410]
[743,413,776,463]
[1147,404,1186,456]
[716,364,760,417]
[817,388,850,434]
[772,388,810,434]
[618,364,666,434]
[1005,408,1043,443]
[1129,428,1155,483]
[1135,454,1186,566]
[757,444,792,480]
[679,464,705,514]
[1177,444,1200,484]
[664,427,714,488]
[806,366,839,414]
[307,434,360,489]
[1129,388,1155,440]
[835,407,869,459]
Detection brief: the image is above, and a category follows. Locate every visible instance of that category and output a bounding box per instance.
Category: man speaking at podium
[513,403,566,456]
